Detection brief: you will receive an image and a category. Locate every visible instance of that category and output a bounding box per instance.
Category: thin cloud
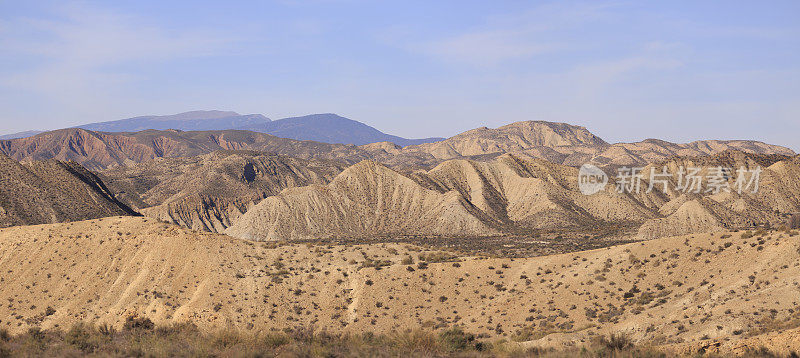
[0,3,237,114]
[419,29,565,66]
[403,1,620,66]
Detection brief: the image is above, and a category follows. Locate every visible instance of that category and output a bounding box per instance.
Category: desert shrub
[390,330,440,354]
[0,322,667,357]
[98,323,115,336]
[263,333,290,348]
[600,332,633,351]
[360,259,392,269]
[44,306,56,316]
[26,327,45,342]
[65,323,102,353]
[123,315,154,331]
[419,251,458,263]
[438,326,477,352]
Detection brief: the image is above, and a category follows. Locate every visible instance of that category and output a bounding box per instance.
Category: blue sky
[0,1,798,149]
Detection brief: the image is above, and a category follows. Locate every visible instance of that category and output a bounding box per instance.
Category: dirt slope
[0,154,136,228]
[223,153,800,241]
[412,155,655,230]
[634,152,800,239]
[390,121,794,168]
[99,151,345,232]
[3,121,793,172]
[225,160,499,240]
[1,217,799,355]
[0,128,372,171]
[403,121,607,160]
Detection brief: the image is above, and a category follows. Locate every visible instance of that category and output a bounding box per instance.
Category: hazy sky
[0,1,798,149]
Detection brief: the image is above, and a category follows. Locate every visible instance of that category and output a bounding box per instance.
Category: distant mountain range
[237,113,443,146]
[0,130,44,140]
[0,120,794,172]
[1,118,798,241]
[0,111,443,146]
[78,110,270,132]
[0,127,373,171]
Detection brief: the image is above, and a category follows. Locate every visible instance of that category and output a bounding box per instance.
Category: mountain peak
[418,120,608,159]
[237,113,443,146]
[77,111,271,132]
[145,110,242,121]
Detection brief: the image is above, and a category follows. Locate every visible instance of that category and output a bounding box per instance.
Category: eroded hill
[3,121,794,172]
[0,128,372,171]
[225,160,500,240]
[391,121,795,167]
[1,217,798,355]
[224,153,800,242]
[99,151,346,232]
[0,154,136,228]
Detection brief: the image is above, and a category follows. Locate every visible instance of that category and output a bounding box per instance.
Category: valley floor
[1,217,799,356]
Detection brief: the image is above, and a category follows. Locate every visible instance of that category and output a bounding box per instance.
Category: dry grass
[0,321,752,358]
[0,321,494,357]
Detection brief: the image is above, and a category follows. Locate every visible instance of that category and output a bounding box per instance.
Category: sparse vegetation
[0,322,734,357]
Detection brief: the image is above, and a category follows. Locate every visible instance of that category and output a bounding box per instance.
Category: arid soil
[99,151,345,232]
[227,153,800,241]
[2,216,798,355]
[2,121,794,172]
[0,154,136,228]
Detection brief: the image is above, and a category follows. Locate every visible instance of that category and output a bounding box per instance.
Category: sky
[0,0,798,150]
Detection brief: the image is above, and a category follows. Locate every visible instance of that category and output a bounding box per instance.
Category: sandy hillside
[225,160,499,240]
[1,216,799,355]
[635,152,800,239]
[4,121,794,172]
[402,121,608,160]
[225,153,800,241]
[0,154,136,228]
[393,121,795,167]
[0,128,372,171]
[100,151,346,232]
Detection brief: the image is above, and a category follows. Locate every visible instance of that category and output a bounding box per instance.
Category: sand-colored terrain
[395,121,794,167]
[100,151,346,232]
[2,216,799,355]
[2,121,794,172]
[225,160,500,240]
[0,128,371,171]
[226,153,800,241]
[0,154,136,228]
